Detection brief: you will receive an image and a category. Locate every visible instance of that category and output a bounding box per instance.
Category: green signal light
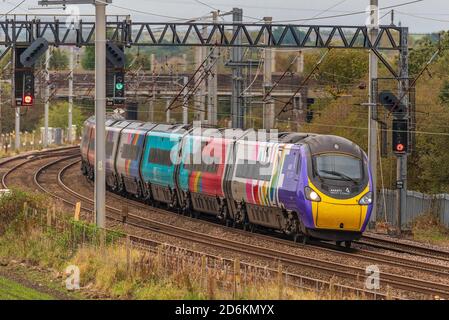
[115,83,124,90]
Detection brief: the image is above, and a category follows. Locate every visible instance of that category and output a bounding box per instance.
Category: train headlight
[359,191,373,205]
[305,186,321,202]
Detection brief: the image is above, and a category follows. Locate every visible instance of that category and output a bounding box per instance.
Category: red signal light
[23,95,33,105]
[396,143,404,152]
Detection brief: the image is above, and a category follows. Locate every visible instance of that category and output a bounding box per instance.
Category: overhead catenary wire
[268,0,424,23]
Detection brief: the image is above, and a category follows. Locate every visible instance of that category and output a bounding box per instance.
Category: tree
[81,47,95,70]
[38,102,87,136]
[49,48,69,70]
[303,49,368,94]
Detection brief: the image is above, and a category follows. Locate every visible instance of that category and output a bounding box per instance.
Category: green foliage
[0,189,48,234]
[126,52,152,70]
[409,31,449,77]
[37,102,87,135]
[412,213,449,245]
[49,48,69,70]
[0,276,54,300]
[409,37,437,76]
[304,49,368,93]
[0,48,11,70]
[439,80,449,105]
[272,27,306,45]
[81,47,95,70]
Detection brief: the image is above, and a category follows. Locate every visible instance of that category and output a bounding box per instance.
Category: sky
[2,0,449,33]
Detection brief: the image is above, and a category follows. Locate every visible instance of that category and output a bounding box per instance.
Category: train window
[314,154,362,181]
[183,160,218,174]
[235,160,272,181]
[148,148,173,166]
[121,144,141,160]
[182,140,219,174]
[295,152,301,175]
[105,141,114,157]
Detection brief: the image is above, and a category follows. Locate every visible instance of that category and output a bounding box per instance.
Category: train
[80,116,373,247]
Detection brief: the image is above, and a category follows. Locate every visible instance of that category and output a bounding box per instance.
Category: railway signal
[22,72,35,106]
[392,118,408,154]
[106,43,125,106]
[19,37,49,68]
[106,41,125,68]
[114,71,125,104]
[378,90,407,118]
[379,90,409,156]
[14,45,37,107]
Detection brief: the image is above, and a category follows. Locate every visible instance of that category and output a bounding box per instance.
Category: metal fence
[377,189,449,229]
[0,126,79,154]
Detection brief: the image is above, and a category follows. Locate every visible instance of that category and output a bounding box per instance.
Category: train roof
[84,118,364,155]
[303,135,363,157]
[150,123,191,133]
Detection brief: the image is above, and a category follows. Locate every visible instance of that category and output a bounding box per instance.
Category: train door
[277,145,302,211]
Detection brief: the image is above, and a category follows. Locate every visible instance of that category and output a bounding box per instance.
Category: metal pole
[231,8,243,129]
[95,1,107,228]
[11,46,19,151]
[68,46,74,143]
[182,76,188,124]
[368,0,378,227]
[297,50,304,74]
[0,83,2,135]
[149,53,155,122]
[207,11,218,125]
[149,83,155,122]
[263,16,274,130]
[44,48,50,147]
[196,26,206,122]
[14,107,19,150]
[397,27,409,234]
[166,98,170,123]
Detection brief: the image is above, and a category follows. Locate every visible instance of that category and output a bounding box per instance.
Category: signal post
[13,38,49,150]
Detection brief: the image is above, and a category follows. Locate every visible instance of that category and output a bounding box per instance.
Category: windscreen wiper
[318,170,358,183]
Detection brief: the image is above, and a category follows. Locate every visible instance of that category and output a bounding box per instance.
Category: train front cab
[301,136,373,243]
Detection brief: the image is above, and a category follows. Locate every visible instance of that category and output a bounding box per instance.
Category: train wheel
[345,241,352,248]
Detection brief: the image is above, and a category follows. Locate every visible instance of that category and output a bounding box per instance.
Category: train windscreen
[314,154,362,182]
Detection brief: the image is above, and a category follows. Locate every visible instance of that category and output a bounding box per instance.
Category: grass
[0,189,358,300]
[0,276,54,300]
[412,213,449,245]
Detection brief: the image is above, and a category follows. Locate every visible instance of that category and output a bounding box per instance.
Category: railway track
[358,235,449,262]
[32,155,388,299]
[3,149,449,299]
[54,157,449,299]
[60,160,449,279]
[0,146,80,189]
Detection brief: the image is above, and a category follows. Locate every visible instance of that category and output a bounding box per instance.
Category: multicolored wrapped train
[81,116,373,246]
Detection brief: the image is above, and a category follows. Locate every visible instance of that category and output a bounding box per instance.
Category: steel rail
[53,159,449,299]
[30,155,389,300]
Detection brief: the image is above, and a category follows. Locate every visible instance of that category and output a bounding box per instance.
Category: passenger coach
[81,117,373,246]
